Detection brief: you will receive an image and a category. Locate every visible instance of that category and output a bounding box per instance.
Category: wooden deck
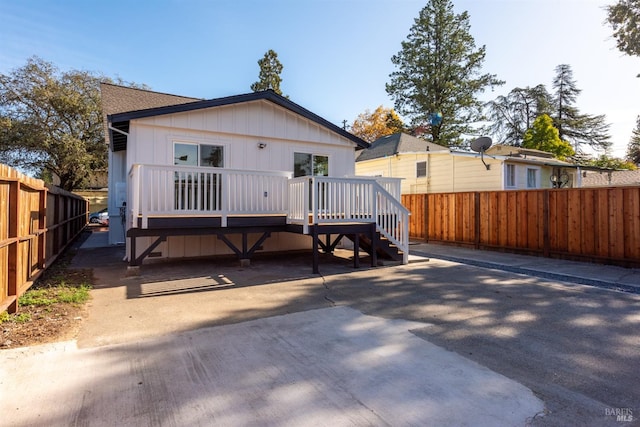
[127,215,404,273]
[127,165,409,271]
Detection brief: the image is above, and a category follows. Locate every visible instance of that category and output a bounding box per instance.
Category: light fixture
[258,142,267,149]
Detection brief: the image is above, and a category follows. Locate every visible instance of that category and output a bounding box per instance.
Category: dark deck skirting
[136,215,287,229]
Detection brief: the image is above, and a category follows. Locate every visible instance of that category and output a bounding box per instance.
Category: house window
[173,142,224,211]
[416,161,427,178]
[505,164,516,188]
[294,152,328,177]
[526,167,539,188]
[174,142,224,167]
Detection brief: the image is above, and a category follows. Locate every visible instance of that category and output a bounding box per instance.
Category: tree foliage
[606,0,640,58]
[582,154,636,170]
[485,65,611,153]
[250,49,284,95]
[386,0,503,147]
[350,106,406,142]
[626,115,640,164]
[484,85,551,145]
[522,114,575,159]
[0,57,107,190]
[551,64,611,152]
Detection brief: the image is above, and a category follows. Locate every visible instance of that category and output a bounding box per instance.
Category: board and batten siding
[121,99,357,259]
[129,100,357,176]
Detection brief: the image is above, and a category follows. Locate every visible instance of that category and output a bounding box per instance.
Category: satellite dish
[470,137,492,170]
[470,137,493,153]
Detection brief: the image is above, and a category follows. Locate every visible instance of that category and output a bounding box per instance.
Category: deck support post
[370,223,377,267]
[353,234,360,268]
[217,231,272,264]
[311,225,320,274]
[312,226,319,274]
[130,235,166,266]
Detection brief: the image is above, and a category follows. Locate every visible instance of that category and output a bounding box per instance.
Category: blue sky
[1,0,638,157]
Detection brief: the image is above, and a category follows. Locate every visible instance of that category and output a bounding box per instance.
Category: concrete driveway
[2,233,639,426]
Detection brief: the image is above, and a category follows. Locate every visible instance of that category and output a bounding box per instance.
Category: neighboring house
[103,86,409,270]
[355,133,579,193]
[580,169,640,187]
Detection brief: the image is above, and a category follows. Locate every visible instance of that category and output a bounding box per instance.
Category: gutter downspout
[577,166,582,188]
[108,124,129,137]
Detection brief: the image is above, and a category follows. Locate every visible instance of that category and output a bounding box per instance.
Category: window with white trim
[505,164,516,188]
[174,142,224,167]
[416,161,427,178]
[294,152,328,177]
[526,167,539,188]
[173,142,224,211]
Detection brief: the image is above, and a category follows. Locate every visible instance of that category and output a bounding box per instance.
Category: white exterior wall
[115,99,358,259]
[129,100,356,175]
[107,150,127,245]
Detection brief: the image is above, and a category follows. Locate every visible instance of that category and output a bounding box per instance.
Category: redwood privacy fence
[1,164,88,313]
[402,187,640,268]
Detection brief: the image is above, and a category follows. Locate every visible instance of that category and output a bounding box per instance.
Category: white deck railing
[287,176,409,264]
[129,165,409,263]
[129,164,292,228]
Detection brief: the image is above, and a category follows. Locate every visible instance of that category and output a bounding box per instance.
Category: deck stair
[346,232,404,262]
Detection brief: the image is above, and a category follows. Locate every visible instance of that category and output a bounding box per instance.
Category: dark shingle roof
[356,133,449,162]
[101,83,202,151]
[107,89,368,151]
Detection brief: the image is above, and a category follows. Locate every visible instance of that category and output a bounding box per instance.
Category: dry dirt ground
[1,230,94,349]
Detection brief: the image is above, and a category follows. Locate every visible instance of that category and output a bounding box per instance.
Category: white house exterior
[104,88,409,270]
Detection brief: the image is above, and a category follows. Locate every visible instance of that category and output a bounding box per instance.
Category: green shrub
[57,284,91,304]
[19,284,91,307]
[0,311,31,323]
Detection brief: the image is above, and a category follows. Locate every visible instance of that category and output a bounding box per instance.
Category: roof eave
[108,90,368,150]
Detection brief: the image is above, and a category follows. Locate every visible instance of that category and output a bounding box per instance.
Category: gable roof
[107,89,368,151]
[101,83,202,151]
[356,133,449,162]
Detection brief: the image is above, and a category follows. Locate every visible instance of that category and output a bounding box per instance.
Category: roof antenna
[470,137,493,170]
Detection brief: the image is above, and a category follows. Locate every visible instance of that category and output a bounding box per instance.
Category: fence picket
[403,187,640,267]
[1,164,88,313]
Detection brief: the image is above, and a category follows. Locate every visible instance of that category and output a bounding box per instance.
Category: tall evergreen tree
[250,49,284,95]
[627,115,640,164]
[386,0,503,147]
[551,64,611,152]
[485,85,551,145]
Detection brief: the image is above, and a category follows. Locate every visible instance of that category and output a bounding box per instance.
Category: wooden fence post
[474,192,480,249]
[543,190,550,258]
[38,187,47,269]
[424,194,429,243]
[8,180,19,313]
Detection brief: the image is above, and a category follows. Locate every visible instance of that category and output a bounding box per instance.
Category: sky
[0,0,638,157]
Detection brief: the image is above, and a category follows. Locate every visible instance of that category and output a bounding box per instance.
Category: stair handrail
[371,181,410,264]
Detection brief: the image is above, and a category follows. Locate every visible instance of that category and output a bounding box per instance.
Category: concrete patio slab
[1,306,544,427]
